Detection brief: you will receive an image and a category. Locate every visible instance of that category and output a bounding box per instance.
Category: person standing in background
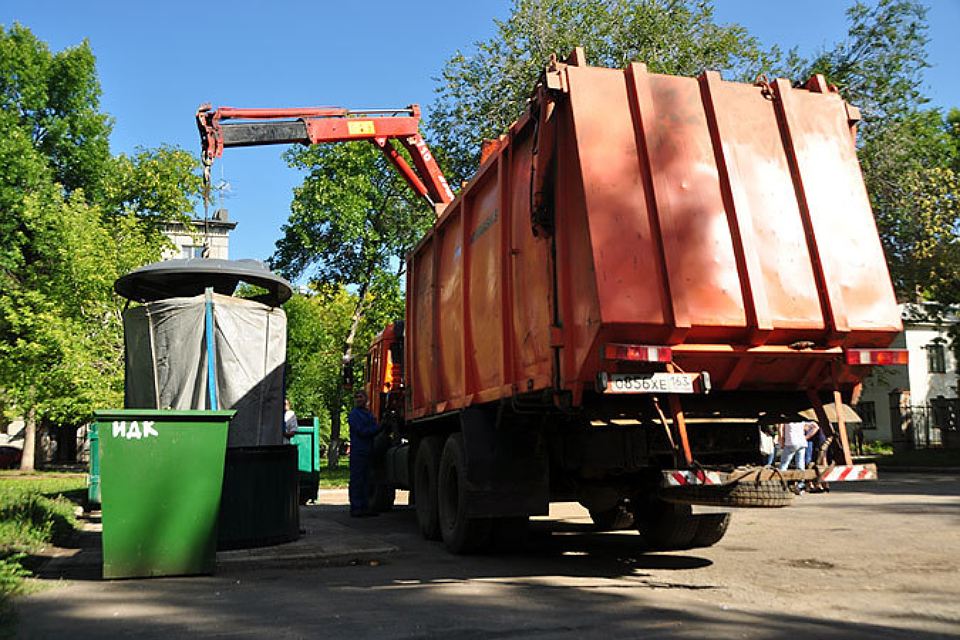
[347,390,380,517]
[283,398,298,445]
[779,419,819,493]
[760,424,776,466]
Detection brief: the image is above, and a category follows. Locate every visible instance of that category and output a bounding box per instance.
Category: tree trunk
[19,404,37,472]
[327,277,372,469]
[327,396,342,469]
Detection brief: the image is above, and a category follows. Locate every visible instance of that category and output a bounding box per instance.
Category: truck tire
[689,512,731,548]
[634,500,699,551]
[414,436,443,540]
[660,481,794,508]
[438,433,492,554]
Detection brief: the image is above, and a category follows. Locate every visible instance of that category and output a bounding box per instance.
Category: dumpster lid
[115,259,293,306]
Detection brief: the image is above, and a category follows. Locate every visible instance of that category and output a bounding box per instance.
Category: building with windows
[160,209,236,260]
[857,304,958,444]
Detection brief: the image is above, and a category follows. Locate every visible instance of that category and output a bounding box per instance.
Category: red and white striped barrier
[819,464,877,482]
[661,464,877,487]
[663,469,724,487]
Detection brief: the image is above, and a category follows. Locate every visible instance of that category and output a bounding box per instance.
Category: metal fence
[902,400,960,449]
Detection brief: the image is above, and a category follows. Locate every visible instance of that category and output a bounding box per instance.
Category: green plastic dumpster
[87,422,100,507]
[95,409,235,579]
[291,418,321,504]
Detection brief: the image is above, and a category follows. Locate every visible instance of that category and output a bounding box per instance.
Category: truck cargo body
[367,54,901,553]
[407,61,899,418]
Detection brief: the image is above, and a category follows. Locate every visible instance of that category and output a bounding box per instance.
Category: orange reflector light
[603,343,672,363]
[845,349,909,366]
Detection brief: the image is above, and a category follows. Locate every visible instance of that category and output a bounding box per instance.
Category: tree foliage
[271,141,431,460]
[0,24,111,197]
[284,280,404,447]
[0,24,199,468]
[860,110,960,300]
[428,0,774,185]
[773,0,929,123]
[284,288,355,444]
[100,145,201,228]
[273,142,431,285]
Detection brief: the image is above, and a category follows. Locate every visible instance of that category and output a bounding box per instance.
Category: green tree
[0,25,199,469]
[0,24,111,197]
[859,110,960,300]
[272,142,431,464]
[284,281,403,450]
[284,287,355,445]
[428,0,773,185]
[0,183,158,469]
[773,0,929,123]
[100,145,201,228]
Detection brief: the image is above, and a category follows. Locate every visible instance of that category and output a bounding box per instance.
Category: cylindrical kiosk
[115,258,300,549]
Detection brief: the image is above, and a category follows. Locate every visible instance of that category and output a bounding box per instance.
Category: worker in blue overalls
[347,389,380,517]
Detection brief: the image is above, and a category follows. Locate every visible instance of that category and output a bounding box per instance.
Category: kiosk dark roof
[115,259,293,306]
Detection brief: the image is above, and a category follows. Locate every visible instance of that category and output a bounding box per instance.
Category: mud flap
[460,407,549,518]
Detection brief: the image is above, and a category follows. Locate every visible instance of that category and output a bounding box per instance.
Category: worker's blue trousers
[349,454,370,514]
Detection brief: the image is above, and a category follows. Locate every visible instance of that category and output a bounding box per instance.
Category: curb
[217,544,398,567]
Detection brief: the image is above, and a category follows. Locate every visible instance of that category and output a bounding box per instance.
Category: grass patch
[862,440,893,456]
[319,460,350,489]
[0,471,86,626]
[874,448,960,468]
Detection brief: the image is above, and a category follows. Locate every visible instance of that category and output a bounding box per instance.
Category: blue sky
[3,1,958,266]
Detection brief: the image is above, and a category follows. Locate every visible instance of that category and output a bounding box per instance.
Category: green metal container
[95,409,234,579]
[87,422,101,507]
[291,418,321,504]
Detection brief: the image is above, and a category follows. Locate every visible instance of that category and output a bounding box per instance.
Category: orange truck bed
[406,56,900,420]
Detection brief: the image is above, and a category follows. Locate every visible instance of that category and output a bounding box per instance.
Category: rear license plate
[601,372,705,394]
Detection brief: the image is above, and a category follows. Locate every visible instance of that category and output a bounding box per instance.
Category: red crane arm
[196,103,454,210]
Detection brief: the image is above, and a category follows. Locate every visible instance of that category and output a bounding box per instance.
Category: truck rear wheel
[438,433,492,554]
[414,436,443,540]
[634,500,699,551]
[660,481,794,508]
[689,512,731,548]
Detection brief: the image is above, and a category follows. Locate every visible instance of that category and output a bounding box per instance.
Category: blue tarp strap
[205,287,219,410]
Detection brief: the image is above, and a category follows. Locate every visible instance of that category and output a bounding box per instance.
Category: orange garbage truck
[201,49,906,554]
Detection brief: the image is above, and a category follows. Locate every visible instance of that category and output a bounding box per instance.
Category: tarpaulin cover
[123,293,287,447]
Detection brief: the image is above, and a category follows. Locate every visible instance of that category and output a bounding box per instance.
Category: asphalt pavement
[12,477,960,639]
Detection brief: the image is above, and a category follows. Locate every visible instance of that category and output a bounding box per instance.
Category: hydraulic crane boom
[196,103,454,211]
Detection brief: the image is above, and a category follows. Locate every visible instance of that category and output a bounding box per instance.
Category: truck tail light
[603,343,672,363]
[845,349,909,365]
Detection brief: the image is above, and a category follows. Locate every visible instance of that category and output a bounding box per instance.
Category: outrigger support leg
[806,384,854,467]
[806,390,834,465]
[665,364,694,468]
[831,365,854,466]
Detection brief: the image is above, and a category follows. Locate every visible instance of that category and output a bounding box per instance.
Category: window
[926,342,946,374]
[180,244,206,258]
[856,401,877,430]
